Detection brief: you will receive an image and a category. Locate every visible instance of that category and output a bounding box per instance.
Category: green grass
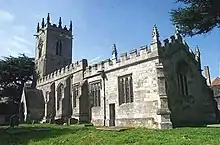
[1,124,220,145]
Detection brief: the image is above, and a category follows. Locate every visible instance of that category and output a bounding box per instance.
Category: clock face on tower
[38,38,43,58]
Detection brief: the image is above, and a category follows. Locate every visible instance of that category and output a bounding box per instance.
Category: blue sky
[0,0,219,80]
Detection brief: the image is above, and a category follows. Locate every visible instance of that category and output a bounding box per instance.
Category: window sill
[119,102,134,106]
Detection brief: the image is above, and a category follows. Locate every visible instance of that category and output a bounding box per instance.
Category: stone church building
[21,14,219,129]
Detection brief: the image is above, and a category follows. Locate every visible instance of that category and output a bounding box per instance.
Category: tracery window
[176,61,189,96]
[177,73,188,96]
[118,74,134,105]
[56,83,64,110]
[89,81,101,107]
[72,83,79,108]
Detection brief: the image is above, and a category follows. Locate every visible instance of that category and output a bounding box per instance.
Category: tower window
[38,39,43,58]
[39,48,42,58]
[56,40,62,56]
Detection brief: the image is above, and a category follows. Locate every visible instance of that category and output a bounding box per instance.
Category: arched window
[89,81,101,107]
[118,74,133,105]
[72,83,79,108]
[176,61,189,96]
[56,83,64,110]
[56,40,62,56]
[38,39,43,58]
[39,48,42,58]
[45,91,50,103]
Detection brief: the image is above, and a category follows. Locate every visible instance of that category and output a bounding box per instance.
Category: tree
[0,54,35,101]
[170,0,220,37]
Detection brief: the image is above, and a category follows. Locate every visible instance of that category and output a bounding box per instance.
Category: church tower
[35,13,73,79]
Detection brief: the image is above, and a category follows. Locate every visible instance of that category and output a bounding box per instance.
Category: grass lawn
[1,124,220,145]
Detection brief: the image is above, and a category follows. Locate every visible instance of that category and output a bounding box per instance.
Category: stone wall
[106,59,160,128]
[35,59,89,123]
[29,22,219,128]
[160,35,218,127]
[85,75,104,126]
[85,45,171,128]
[212,85,220,110]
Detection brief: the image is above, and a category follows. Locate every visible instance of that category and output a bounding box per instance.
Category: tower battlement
[36,13,72,34]
[37,59,87,86]
[35,13,73,78]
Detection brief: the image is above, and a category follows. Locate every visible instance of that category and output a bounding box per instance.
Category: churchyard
[1,124,220,145]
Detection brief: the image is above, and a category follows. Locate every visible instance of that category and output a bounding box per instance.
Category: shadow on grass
[0,124,90,145]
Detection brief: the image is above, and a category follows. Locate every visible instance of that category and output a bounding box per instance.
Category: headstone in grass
[68,118,78,125]
[31,128,51,131]
[54,118,64,125]
[6,128,30,134]
[9,114,19,128]
[49,118,55,124]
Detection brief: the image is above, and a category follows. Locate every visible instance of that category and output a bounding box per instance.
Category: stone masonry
[21,14,219,129]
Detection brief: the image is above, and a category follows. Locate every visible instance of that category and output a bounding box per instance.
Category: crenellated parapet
[36,13,72,36]
[84,45,159,78]
[37,59,87,86]
[160,33,198,62]
[161,34,184,48]
[84,30,201,78]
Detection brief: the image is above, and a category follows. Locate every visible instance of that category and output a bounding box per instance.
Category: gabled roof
[211,77,220,86]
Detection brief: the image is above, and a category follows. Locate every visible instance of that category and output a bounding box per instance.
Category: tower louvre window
[39,48,42,58]
[38,39,43,58]
[56,40,62,56]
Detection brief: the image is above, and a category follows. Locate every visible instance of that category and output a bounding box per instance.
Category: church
[21,14,219,129]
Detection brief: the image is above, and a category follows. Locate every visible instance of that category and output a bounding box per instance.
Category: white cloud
[0,36,33,58]
[12,25,27,35]
[0,26,34,58]
[0,10,14,22]
[6,47,20,57]
[10,40,26,49]
[9,37,33,56]
[13,36,33,46]
[89,55,102,64]
[0,9,34,58]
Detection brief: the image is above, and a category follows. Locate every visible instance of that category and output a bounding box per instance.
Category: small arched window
[38,39,43,58]
[176,61,189,96]
[56,40,62,56]
[56,83,64,110]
